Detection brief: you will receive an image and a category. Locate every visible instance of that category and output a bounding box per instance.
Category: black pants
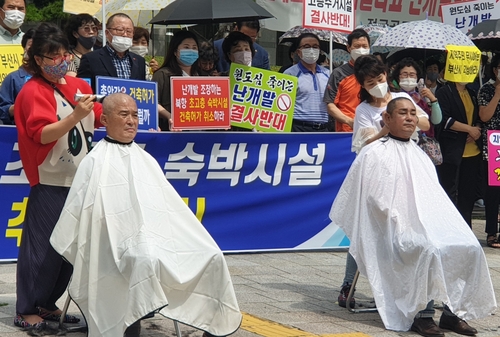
[16,184,73,315]
[483,160,500,235]
[291,120,329,132]
[437,154,482,228]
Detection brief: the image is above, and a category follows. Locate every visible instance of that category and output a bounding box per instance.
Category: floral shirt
[478,83,500,160]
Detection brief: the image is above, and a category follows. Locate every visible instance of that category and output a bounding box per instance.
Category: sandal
[486,235,500,248]
[14,314,46,329]
[38,308,80,323]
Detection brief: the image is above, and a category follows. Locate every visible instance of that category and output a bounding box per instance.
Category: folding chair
[59,294,183,336]
[346,269,378,313]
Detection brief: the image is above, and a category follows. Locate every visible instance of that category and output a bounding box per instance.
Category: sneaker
[338,284,355,308]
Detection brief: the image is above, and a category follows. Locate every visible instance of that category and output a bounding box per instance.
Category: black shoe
[124,321,141,337]
[439,314,477,336]
[410,317,444,337]
[338,284,355,308]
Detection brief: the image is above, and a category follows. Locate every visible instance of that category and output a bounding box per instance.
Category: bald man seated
[50,93,242,337]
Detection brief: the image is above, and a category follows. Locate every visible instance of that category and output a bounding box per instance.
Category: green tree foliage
[25,0,70,23]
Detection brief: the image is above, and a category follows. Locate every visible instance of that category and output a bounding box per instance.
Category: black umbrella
[149,0,275,25]
[467,19,500,52]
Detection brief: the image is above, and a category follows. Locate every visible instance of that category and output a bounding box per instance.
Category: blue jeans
[341,251,357,286]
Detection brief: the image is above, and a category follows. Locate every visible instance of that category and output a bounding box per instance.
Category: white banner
[441,0,500,33]
[303,0,355,33]
[257,0,474,32]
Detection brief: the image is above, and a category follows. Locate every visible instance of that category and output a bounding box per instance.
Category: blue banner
[95,76,158,131]
[0,126,355,261]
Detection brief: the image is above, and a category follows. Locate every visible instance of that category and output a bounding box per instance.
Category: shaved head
[102,93,136,115]
[101,93,138,143]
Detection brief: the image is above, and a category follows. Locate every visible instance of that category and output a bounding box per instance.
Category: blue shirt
[0,66,29,125]
[284,62,330,123]
[106,45,131,79]
[214,38,270,73]
[0,25,23,44]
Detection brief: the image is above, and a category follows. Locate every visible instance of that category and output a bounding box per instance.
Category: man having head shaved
[50,93,242,337]
[330,97,496,336]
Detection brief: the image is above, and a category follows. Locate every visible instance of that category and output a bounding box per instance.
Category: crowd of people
[1,0,500,335]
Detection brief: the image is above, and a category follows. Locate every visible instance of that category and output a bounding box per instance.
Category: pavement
[1,218,500,337]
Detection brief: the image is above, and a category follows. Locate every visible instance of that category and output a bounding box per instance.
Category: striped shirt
[106,45,131,79]
[284,62,330,123]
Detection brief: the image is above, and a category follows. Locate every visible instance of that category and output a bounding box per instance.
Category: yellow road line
[241,312,372,337]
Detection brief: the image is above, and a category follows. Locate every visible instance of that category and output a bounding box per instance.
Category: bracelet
[430,100,438,104]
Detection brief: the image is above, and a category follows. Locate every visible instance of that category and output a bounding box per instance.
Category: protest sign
[444,45,481,83]
[303,0,355,33]
[229,63,297,132]
[257,0,463,32]
[442,0,500,33]
[0,45,23,87]
[63,0,104,15]
[488,130,500,186]
[170,77,231,130]
[96,76,158,131]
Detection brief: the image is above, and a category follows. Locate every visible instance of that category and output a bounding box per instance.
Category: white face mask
[233,50,252,66]
[96,30,103,43]
[350,47,370,61]
[1,9,24,30]
[368,82,388,98]
[301,48,320,65]
[110,35,133,53]
[129,45,148,57]
[399,78,418,92]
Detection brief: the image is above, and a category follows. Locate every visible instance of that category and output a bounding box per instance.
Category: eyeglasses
[108,27,134,37]
[298,44,320,50]
[40,53,74,65]
[80,25,98,33]
[400,72,417,78]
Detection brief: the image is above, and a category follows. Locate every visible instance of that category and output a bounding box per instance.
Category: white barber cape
[50,138,242,337]
[330,135,496,331]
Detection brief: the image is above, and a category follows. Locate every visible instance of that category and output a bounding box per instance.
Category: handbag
[418,133,443,166]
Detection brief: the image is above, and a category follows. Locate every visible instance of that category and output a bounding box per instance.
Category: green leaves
[25,0,70,23]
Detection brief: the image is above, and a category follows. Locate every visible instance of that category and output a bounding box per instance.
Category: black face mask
[78,35,97,50]
[426,72,439,82]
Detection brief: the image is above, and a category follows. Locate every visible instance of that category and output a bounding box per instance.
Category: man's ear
[382,111,391,126]
[100,113,107,126]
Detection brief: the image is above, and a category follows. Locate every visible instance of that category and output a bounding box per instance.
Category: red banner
[170,77,231,130]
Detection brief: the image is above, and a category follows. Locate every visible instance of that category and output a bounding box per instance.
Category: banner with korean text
[444,45,481,83]
[257,0,469,32]
[0,45,23,87]
[488,130,500,186]
[170,77,231,130]
[96,76,159,131]
[0,126,354,261]
[303,0,355,33]
[442,0,500,33]
[229,64,297,132]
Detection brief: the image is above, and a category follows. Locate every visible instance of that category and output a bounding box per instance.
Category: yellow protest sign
[63,0,106,15]
[0,45,23,88]
[444,45,481,83]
